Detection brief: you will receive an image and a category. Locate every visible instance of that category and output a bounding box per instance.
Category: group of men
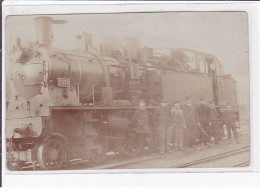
[132,97,240,155]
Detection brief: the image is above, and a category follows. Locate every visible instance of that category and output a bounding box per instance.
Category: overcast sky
[6,12,249,106]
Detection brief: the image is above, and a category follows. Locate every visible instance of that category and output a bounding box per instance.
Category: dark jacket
[171,108,186,128]
[154,107,172,128]
[208,107,218,123]
[132,109,151,134]
[196,104,209,124]
[182,104,199,127]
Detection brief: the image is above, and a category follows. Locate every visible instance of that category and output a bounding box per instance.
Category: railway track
[172,145,250,168]
[233,161,250,167]
[22,144,250,170]
[94,145,250,169]
[91,145,250,169]
[20,134,250,171]
[87,132,250,170]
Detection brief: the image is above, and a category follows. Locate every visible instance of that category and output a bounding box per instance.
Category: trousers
[200,123,210,144]
[226,124,239,142]
[157,127,172,153]
[209,122,220,143]
[173,127,184,150]
[184,125,198,147]
[137,133,149,154]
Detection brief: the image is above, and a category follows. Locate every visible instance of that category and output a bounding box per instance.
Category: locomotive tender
[6,16,239,170]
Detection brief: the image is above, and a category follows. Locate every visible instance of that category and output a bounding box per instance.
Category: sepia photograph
[4,11,250,172]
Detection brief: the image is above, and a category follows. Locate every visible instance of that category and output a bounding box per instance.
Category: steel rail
[91,145,250,169]
[172,145,250,168]
[233,161,250,167]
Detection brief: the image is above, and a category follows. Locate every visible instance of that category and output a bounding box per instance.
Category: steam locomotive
[5,16,239,170]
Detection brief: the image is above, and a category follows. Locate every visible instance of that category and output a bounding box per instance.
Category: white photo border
[2,1,259,187]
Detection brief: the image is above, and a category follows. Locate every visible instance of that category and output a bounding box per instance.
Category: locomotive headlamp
[14,123,33,137]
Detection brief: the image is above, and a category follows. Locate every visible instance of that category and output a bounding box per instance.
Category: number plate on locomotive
[57,78,70,87]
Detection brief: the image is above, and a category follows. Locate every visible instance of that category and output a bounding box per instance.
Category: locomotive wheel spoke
[125,141,131,152]
[125,139,131,152]
[129,139,134,152]
[128,144,133,153]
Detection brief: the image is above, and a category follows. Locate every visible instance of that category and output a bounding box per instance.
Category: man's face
[200,100,205,105]
[186,99,192,105]
[139,103,145,110]
[161,102,167,107]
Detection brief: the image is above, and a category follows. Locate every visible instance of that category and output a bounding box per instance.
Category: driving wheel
[37,138,65,170]
[118,131,141,157]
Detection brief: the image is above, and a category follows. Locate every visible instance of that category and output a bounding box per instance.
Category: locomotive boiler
[6,16,239,170]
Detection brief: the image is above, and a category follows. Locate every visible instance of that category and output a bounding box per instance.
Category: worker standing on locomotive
[222,103,241,144]
[197,98,210,146]
[182,96,200,148]
[154,99,172,155]
[132,99,151,155]
[171,101,186,151]
[208,101,220,144]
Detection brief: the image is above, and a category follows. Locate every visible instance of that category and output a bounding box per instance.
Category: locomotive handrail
[48,105,239,111]
[49,106,159,110]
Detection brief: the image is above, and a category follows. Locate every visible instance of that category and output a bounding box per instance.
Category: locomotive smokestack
[34,16,67,47]
[34,16,54,47]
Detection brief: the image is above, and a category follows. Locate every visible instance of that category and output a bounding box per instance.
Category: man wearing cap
[154,99,172,154]
[208,101,220,144]
[132,99,151,154]
[182,96,200,148]
[171,101,186,151]
[222,103,240,144]
[196,98,210,145]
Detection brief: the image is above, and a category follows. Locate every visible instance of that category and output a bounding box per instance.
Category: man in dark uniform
[222,103,240,144]
[132,99,151,154]
[196,98,210,145]
[154,99,172,154]
[171,101,186,151]
[208,101,220,144]
[182,96,200,148]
